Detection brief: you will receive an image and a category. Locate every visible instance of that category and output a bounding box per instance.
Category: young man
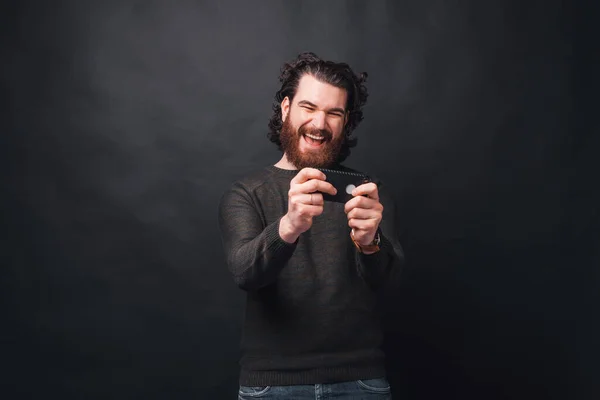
[218,52,404,399]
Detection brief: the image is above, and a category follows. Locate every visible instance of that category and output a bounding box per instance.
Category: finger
[290,193,316,206]
[293,179,337,196]
[297,204,324,217]
[347,207,380,221]
[291,167,326,184]
[344,195,381,214]
[351,182,379,200]
[292,192,324,206]
[348,218,378,232]
[311,192,324,205]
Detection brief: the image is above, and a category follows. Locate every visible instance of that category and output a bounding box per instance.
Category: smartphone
[317,168,372,203]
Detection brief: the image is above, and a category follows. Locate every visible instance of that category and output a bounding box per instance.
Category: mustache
[298,125,332,141]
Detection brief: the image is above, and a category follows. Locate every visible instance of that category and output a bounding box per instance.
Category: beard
[279,117,345,170]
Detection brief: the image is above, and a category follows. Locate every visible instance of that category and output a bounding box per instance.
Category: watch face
[351,229,381,253]
[373,232,381,245]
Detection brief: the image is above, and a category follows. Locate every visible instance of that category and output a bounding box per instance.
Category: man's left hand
[344,182,383,246]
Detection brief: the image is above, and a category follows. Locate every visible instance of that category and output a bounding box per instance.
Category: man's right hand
[279,167,337,243]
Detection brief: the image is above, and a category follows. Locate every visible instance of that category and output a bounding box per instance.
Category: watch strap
[351,229,381,253]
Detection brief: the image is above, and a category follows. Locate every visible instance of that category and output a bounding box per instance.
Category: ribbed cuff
[265,216,298,252]
[356,234,392,283]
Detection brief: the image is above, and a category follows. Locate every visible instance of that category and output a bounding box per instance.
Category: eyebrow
[297,100,346,115]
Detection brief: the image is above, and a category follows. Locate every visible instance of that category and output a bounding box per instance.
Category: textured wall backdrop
[2,0,597,399]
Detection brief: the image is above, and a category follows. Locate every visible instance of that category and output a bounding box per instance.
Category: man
[218,52,404,399]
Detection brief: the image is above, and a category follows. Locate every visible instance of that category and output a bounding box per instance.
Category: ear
[344,111,349,127]
[281,96,290,122]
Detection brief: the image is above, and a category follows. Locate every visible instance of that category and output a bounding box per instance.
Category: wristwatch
[350,229,381,253]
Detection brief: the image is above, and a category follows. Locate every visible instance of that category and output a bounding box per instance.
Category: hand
[279,168,337,243]
[344,182,383,246]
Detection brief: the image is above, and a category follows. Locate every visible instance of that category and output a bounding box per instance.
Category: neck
[274,153,298,170]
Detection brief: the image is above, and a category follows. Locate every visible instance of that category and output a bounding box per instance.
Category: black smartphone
[317,168,371,203]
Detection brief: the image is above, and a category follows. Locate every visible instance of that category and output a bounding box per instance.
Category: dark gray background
[2,0,598,399]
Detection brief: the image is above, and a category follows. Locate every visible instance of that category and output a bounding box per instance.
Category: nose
[310,111,326,130]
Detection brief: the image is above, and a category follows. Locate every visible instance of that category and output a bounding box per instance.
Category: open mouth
[303,133,326,147]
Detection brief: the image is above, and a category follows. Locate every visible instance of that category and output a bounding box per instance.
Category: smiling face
[279,74,348,169]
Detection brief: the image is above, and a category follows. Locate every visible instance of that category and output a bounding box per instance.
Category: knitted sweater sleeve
[218,181,297,291]
[355,182,405,291]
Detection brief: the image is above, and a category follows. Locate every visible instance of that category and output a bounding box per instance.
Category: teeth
[305,133,325,141]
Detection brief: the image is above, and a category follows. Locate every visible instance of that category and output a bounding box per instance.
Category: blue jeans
[238,377,392,399]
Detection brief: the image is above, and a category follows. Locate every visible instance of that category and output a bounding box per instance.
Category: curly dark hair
[267,52,369,163]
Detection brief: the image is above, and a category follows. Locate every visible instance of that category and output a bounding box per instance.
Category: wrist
[361,248,379,255]
[279,215,300,244]
[351,229,381,254]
